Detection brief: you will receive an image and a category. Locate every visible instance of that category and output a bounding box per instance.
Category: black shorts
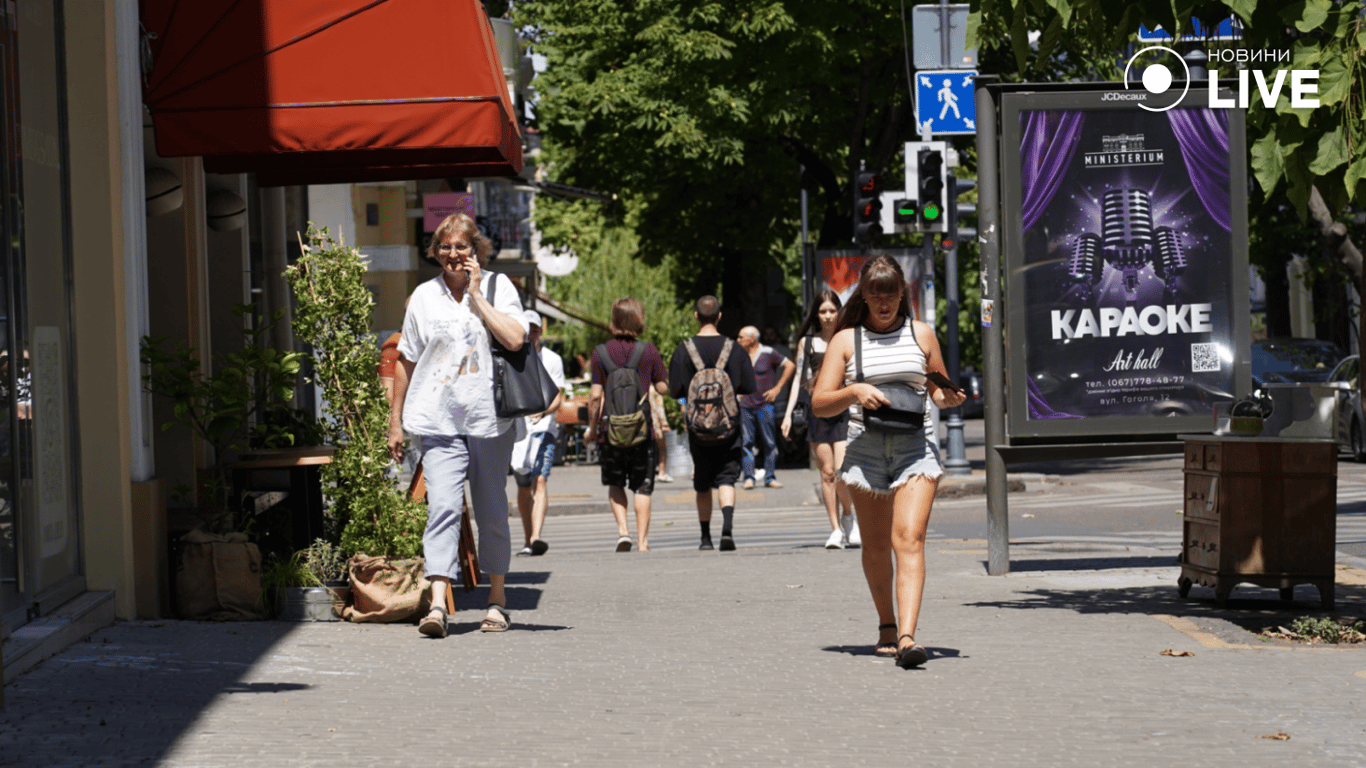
[600,441,657,495]
[690,442,742,492]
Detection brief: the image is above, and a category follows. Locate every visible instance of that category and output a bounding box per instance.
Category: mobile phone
[925,371,963,394]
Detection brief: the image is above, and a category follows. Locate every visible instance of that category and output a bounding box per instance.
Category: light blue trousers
[419,431,514,581]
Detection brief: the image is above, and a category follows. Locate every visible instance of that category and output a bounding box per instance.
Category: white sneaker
[824,528,845,550]
[845,515,862,548]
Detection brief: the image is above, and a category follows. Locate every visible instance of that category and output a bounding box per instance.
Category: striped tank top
[843,318,928,427]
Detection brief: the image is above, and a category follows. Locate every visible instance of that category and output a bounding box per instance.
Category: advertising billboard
[1000,87,1250,440]
[817,249,927,321]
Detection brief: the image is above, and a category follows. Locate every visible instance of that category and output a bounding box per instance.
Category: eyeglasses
[437,243,474,255]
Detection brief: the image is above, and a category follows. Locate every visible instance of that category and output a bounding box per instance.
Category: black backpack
[596,342,649,448]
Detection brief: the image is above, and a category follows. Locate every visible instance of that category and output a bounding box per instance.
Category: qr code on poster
[1190,343,1220,373]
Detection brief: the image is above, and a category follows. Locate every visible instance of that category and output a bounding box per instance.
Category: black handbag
[855,325,925,433]
[486,277,559,418]
[789,392,810,441]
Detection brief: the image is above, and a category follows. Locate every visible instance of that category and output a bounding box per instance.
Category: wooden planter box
[1178,436,1336,608]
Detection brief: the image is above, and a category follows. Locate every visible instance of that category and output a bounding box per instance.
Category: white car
[1327,355,1366,462]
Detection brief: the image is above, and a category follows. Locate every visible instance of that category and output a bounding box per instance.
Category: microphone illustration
[1062,188,1186,303]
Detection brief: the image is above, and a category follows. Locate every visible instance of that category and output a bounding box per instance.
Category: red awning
[142,0,522,184]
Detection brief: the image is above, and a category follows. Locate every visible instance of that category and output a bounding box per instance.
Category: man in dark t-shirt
[737,326,795,489]
[668,296,756,551]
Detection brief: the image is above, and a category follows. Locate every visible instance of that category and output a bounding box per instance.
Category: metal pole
[975,78,1009,575]
[800,165,811,313]
[942,173,969,473]
[921,237,939,443]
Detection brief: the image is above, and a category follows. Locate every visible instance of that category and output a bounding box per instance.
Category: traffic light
[917,147,946,233]
[853,171,883,245]
[892,198,918,224]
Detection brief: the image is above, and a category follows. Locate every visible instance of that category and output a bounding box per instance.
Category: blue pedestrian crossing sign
[915,70,977,136]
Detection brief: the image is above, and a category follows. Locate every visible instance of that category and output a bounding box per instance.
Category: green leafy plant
[141,305,308,531]
[260,539,347,615]
[286,225,426,559]
[1288,616,1365,644]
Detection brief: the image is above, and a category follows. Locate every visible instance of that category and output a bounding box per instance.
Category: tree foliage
[140,306,308,530]
[536,197,698,366]
[516,0,924,319]
[968,0,1366,279]
[286,226,426,560]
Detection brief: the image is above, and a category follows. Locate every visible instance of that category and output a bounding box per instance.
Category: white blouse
[397,273,527,438]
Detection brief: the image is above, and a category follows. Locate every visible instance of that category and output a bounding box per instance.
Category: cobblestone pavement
[4,464,1366,767]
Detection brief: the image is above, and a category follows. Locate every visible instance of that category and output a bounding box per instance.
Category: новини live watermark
[1122,45,1318,112]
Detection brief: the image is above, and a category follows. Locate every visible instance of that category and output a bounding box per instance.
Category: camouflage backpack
[683,338,738,443]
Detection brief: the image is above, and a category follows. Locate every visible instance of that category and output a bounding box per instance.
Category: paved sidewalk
[507,459,1049,519]
[4,492,1366,767]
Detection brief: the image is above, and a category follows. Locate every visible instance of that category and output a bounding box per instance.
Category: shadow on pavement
[965,579,1366,643]
[820,644,966,661]
[1002,555,1178,572]
[0,621,296,766]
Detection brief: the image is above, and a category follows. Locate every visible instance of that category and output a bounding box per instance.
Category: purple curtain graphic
[1019,111,1085,232]
[1027,378,1079,420]
[1020,110,1085,419]
[1167,108,1231,232]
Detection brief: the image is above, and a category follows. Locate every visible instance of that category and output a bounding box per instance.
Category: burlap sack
[176,531,266,621]
[342,553,430,623]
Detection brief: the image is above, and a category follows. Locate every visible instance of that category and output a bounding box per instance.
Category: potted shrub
[287,226,430,623]
[141,304,310,620]
[264,538,350,621]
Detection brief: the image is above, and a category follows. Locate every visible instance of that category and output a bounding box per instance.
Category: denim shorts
[513,431,556,487]
[841,423,942,494]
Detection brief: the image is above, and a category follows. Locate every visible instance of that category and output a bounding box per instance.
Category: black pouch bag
[855,325,925,433]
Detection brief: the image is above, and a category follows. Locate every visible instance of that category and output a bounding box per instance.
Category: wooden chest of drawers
[1179,437,1336,608]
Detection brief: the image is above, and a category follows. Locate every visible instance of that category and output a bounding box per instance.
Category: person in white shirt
[387,213,528,639]
[512,311,566,556]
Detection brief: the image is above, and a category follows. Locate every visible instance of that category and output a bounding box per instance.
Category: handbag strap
[854,326,865,383]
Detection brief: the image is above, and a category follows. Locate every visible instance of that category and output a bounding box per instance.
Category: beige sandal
[418,605,448,638]
[479,604,511,633]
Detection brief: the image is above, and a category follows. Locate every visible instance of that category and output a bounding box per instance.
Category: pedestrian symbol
[915,69,977,136]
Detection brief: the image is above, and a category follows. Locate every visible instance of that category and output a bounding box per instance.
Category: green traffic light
[898,204,915,216]
[921,202,942,220]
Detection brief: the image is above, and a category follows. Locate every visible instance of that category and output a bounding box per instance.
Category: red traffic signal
[853,171,883,244]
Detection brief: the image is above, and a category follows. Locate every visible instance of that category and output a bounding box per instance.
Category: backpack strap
[684,338,705,370]
[596,343,616,376]
[625,340,647,371]
[715,338,733,370]
[625,342,648,405]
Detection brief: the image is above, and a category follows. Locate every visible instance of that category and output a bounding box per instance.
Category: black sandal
[873,623,897,658]
[896,634,928,668]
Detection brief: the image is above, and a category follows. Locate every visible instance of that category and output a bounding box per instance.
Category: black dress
[801,336,850,444]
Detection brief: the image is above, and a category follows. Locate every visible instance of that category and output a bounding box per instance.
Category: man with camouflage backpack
[586,298,670,552]
[668,296,757,551]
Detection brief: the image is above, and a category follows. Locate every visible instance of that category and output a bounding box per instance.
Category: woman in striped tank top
[811,255,966,668]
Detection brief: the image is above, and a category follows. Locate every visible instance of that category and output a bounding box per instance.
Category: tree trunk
[1307,185,1363,283]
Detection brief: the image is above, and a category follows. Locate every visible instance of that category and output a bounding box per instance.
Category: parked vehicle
[957,366,984,418]
[1250,338,1343,389]
[1326,355,1366,462]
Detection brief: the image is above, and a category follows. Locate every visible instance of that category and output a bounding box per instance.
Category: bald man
[736,325,795,490]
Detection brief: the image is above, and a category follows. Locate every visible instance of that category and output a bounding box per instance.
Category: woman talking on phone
[810,255,966,668]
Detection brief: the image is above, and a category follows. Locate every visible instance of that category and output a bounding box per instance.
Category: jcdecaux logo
[1122,45,1319,112]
